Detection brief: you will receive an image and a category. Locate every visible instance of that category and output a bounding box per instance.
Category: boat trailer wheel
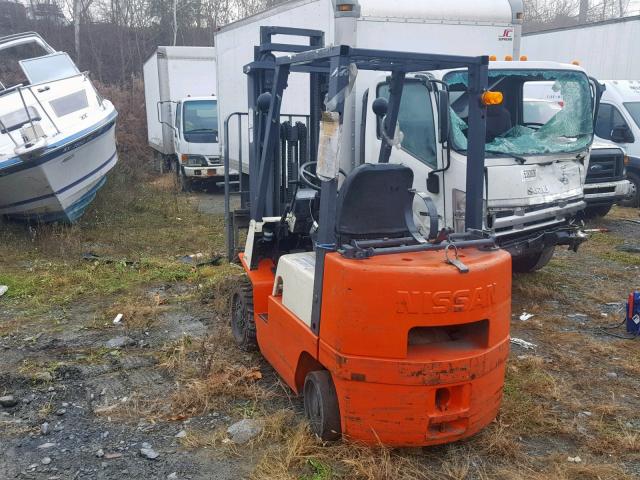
[303,370,341,441]
[230,278,257,351]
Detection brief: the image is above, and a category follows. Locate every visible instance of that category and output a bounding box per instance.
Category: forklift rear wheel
[512,245,555,273]
[230,279,258,351]
[303,370,341,441]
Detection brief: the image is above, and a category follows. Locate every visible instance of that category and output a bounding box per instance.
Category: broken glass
[444,69,594,157]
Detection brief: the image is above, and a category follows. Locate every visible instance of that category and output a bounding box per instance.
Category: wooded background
[1,0,639,85]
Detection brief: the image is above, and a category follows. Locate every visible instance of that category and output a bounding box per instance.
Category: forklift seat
[335,163,417,243]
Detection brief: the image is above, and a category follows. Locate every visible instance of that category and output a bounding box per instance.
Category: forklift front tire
[230,279,258,351]
[303,370,341,442]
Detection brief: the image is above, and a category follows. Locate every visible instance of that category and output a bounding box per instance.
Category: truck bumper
[183,165,238,179]
[320,338,510,447]
[496,222,587,257]
[490,198,585,235]
[584,179,632,206]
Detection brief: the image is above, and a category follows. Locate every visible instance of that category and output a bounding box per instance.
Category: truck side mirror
[438,90,450,143]
[427,171,440,194]
[611,125,634,144]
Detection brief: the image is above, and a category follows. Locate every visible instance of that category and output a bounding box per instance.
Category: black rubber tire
[173,160,181,191]
[622,171,640,208]
[512,245,556,273]
[584,204,613,219]
[303,370,341,441]
[230,278,258,352]
[179,167,192,193]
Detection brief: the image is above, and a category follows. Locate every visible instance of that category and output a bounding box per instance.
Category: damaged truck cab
[360,61,596,271]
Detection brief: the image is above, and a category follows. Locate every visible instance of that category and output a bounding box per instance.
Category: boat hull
[0,115,118,223]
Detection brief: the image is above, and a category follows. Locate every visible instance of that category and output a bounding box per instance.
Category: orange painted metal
[240,246,512,446]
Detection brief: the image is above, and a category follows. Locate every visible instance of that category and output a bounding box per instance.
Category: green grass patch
[0,166,229,312]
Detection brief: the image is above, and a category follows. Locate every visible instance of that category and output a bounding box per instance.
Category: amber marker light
[482,91,504,106]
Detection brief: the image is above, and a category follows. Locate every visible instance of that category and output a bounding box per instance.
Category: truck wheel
[179,167,192,192]
[622,171,640,208]
[230,278,258,352]
[584,205,612,219]
[512,245,555,273]
[303,370,341,441]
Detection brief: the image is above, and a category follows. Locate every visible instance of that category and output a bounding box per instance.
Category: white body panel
[274,251,316,327]
[143,46,217,155]
[143,53,162,153]
[0,116,117,221]
[215,0,522,172]
[522,16,640,79]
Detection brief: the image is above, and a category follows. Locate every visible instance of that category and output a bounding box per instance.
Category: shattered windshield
[445,69,594,157]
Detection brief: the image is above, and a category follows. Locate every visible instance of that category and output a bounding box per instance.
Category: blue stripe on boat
[6,175,108,223]
[0,150,117,209]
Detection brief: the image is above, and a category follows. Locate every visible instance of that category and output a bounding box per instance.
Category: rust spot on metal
[351,373,366,382]
[335,353,347,367]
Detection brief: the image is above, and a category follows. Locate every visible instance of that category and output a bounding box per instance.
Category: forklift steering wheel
[299,161,347,191]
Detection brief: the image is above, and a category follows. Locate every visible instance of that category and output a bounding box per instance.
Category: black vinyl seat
[335,163,434,246]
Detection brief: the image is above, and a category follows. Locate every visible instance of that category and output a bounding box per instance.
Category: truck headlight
[181,154,207,167]
[453,189,466,233]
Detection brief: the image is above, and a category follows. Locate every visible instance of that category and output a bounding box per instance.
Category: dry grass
[156,329,271,419]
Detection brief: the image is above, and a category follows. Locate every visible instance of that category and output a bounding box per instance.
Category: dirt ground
[1,170,640,480]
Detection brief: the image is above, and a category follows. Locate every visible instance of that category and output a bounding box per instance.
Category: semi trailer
[522,15,640,80]
[217,0,598,272]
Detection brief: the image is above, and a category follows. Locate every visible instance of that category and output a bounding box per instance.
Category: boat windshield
[19,53,80,85]
[444,69,594,157]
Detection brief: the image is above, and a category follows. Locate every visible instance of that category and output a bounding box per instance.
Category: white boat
[0,32,118,223]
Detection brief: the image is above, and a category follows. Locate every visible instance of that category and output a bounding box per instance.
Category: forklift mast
[245,27,325,221]
[238,34,491,331]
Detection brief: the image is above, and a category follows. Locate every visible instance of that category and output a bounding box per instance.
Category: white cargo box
[143,46,217,155]
[215,0,525,171]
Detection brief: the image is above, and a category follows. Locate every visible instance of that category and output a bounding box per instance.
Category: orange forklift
[224,28,512,446]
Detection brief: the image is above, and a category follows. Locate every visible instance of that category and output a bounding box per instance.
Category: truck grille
[586,149,624,184]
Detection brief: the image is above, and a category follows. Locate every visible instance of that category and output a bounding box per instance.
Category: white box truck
[216,0,601,272]
[594,80,640,207]
[144,46,233,191]
[523,18,640,206]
